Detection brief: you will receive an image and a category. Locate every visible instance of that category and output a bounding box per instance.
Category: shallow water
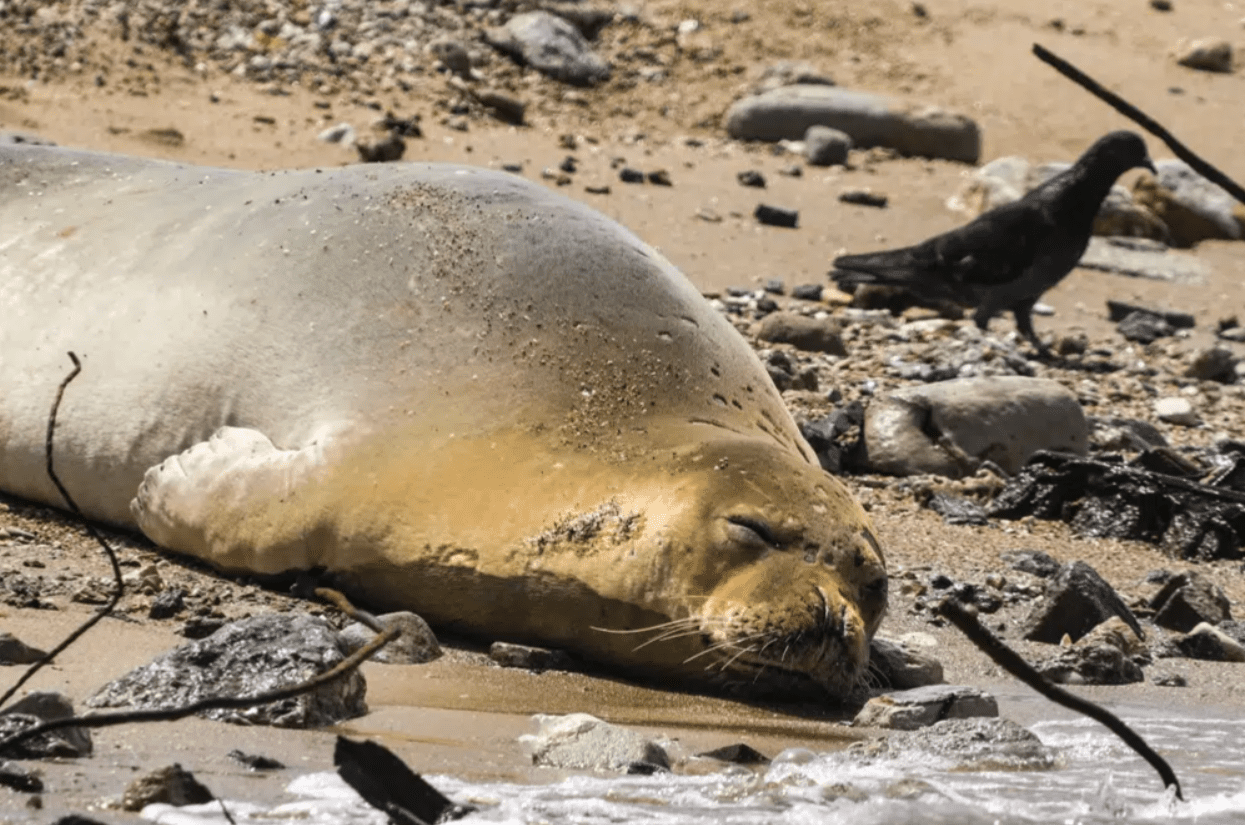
[143,714,1245,825]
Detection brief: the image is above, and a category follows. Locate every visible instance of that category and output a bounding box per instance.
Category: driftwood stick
[0,352,126,710]
[1033,42,1245,208]
[0,600,399,750]
[937,598,1183,800]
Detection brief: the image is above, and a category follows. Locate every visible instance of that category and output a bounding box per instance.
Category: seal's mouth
[688,584,873,700]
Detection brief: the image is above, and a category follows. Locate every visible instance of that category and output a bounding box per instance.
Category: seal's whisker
[685,632,769,666]
[590,618,695,635]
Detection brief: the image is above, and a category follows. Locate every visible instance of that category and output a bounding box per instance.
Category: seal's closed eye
[725,515,781,548]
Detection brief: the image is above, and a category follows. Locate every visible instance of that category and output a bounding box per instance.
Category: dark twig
[1033,43,1245,208]
[0,600,399,751]
[936,597,1183,800]
[0,352,126,710]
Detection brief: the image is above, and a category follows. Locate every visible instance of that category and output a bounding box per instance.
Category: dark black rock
[1117,310,1173,343]
[1107,300,1195,328]
[646,169,672,186]
[180,616,225,639]
[87,614,367,728]
[737,169,766,188]
[489,641,577,671]
[1149,572,1232,631]
[0,761,42,792]
[929,574,953,590]
[990,450,1245,560]
[335,736,474,823]
[763,278,785,294]
[618,167,644,183]
[1000,549,1061,578]
[1152,672,1187,686]
[791,283,823,301]
[754,204,799,228]
[559,155,577,173]
[926,493,989,526]
[1037,642,1145,685]
[1020,560,1143,643]
[356,132,405,163]
[148,588,186,620]
[626,760,668,775]
[697,743,770,764]
[228,750,285,771]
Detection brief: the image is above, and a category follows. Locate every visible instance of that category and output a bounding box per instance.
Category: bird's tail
[829,250,917,288]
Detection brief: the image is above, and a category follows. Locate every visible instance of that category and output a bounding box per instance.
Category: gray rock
[123,764,214,811]
[1186,347,1238,382]
[853,685,998,730]
[863,376,1088,478]
[1021,560,1143,643]
[87,614,367,728]
[752,60,835,94]
[1000,549,1061,578]
[755,312,846,354]
[1038,642,1145,685]
[485,11,610,87]
[1080,237,1209,282]
[1119,310,1174,344]
[1088,416,1169,451]
[317,122,356,145]
[1149,571,1232,631]
[340,611,441,664]
[519,713,670,771]
[0,632,47,665]
[725,85,980,163]
[850,718,1056,770]
[1175,623,1245,662]
[0,692,92,759]
[0,131,55,146]
[869,636,945,689]
[1133,160,1244,246]
[804,125,851,166]
[1154,396,1202,427]
[1175,37,1233,73]
[1107,299,1195,328]
[489,641,576,671]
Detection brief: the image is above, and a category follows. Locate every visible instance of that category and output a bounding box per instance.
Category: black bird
[830,130,1155,354]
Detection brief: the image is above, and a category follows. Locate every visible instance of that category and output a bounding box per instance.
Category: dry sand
[2,0,1245,818]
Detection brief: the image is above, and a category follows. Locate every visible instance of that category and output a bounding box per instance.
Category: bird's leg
[1012,300,1051,359]
[971,304,996,332]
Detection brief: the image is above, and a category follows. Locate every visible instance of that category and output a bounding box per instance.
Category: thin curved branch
[936,597,1183,800]
[0,352,125,710]
[0,618,399,750]
[1033,43,1245,208]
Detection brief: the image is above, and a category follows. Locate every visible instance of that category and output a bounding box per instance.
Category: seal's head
[612,436,888,700]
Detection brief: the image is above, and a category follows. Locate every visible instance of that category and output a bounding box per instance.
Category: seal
[0,146,887,699]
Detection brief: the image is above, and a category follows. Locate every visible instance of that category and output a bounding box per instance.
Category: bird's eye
[725,516,780,548]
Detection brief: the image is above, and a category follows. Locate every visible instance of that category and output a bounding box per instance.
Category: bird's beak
[1142,158,1157,174]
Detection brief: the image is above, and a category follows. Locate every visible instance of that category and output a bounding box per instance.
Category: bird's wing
[832,191,1063,295]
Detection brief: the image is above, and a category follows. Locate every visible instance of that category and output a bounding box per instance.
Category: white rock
[864,376,1089,477]
[1154,396,1202,426]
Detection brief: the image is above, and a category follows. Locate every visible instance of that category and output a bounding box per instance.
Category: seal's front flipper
[131,426,329,575]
